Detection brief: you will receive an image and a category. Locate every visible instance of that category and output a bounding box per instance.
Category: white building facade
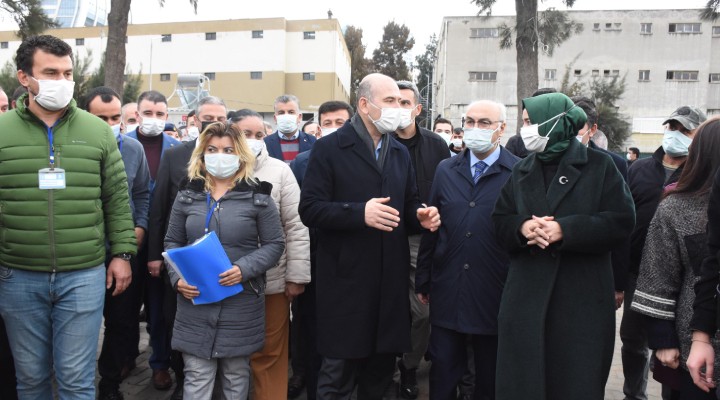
[434,9,720,151]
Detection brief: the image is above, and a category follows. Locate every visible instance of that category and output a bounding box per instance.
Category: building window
[641,23,652,34]
[593,23,600,30]
[470,28,499,38]
[250,71,262,80]
[468,71,497,81]
[639,70,650,81]
[0,42,8,49]
[161,34,172,42]
[303,72,315,81]
[160,74,171,81]
[708,109,720,115]
[205,32,216,41]
[205,72,216,80]
[252,30,263,39]
[605,23,612,29]
[713,26,720,36]
[574,69,582,76]
[710,73,720,83]
[76,38,84,46]
[612,70,620,77]
[544,69,557,80]
[592,69,599,77]
[603,70,610,77]
[666,70,699,81]
[125,36,128,43]
[669,23,701,33]
[614,23,622,29]
[303,31,316,40]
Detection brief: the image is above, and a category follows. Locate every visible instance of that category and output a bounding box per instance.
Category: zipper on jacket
[46,123,60,272]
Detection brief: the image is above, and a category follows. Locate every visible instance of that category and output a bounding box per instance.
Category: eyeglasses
[464,119,502,129]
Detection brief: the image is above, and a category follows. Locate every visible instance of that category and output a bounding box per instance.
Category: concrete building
[0,18,351,122]
[434,9,720,152]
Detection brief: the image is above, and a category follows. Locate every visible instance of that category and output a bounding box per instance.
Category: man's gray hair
[274,94,300,111]
[466,100,507,122]
[121,102,137,118]
[592,129,608,150]
[396,80,421,105]
[357,79,372,105]
[196,96,226,115]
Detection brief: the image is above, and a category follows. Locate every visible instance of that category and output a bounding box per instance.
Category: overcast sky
[0,0,710,60]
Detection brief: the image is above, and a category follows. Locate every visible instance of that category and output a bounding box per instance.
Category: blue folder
[162,231,243,305]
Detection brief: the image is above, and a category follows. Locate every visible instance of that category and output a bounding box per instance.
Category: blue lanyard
[205,193,220,233]
[47,126,55,168]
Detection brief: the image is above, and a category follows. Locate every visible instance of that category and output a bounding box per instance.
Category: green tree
[700,0,719,20]
[72,50,94,102]
[344,25,371,106]
[560,63,631,152]
[413,34,437,129]
[372,21,415,81]
[105,0,197,96]
[0,0,58,40]
[122,66,143,104]
[472,1,581,128]
[0,61,21,98]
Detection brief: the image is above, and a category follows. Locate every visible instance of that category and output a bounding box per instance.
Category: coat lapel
[451,150,474,186]
[338,128,382,175]
[516,156,551,217]
[546,141,588,214]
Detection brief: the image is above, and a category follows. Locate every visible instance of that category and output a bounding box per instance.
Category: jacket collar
[337,120,399,175]
[451,146,516,183]
[16,92,75,128]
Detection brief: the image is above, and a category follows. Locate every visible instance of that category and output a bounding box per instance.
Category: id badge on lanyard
[39,127,66,190]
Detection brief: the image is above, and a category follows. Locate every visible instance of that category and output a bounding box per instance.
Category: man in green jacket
[0,35,136,400]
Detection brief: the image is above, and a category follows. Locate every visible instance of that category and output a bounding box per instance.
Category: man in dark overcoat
[299,73,440,400]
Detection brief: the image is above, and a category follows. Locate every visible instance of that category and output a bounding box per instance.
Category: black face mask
[201,120,221,133]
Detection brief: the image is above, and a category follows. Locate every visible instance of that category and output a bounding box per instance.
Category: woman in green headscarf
[492,93,636,400]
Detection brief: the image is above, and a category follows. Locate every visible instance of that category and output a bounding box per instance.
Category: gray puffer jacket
[164,178,285,359]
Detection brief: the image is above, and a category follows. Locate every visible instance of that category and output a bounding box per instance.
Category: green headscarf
[522,93,587,163]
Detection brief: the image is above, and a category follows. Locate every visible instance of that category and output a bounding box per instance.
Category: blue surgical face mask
[662,129,692,157]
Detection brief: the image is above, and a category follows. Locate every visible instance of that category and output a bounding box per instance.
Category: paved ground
[109,308,662,399]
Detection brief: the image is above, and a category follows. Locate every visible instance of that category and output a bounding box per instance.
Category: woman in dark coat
[492,93,635,400]
[164,122,285,399]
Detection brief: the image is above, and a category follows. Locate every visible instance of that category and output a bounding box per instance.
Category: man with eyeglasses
[416,100,519,400]
[392,81,450,399]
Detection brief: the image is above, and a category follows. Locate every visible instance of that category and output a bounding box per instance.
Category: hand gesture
[106,258,132,296]
[219,265,243,286]
[656,348,680,369]
[417,206,441,232]
[177,279,199,300]
[687,332,716,392]
[365,197,400,232]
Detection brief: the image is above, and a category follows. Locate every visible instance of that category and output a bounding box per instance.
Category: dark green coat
[492,139,635,400]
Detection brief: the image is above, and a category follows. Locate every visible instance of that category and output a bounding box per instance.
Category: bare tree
[0,0,57,40]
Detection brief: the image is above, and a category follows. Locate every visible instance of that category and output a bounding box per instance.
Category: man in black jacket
[146,96,227,400]
[392,80,450,399]
[620,105,706,400]
[572,97,629,309]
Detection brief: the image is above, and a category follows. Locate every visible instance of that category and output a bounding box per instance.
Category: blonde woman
[164,122,285,399]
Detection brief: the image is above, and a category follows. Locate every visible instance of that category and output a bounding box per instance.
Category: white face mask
[463,126,499,154]
[187,126,200,140]
[276,114,299,135]
[111,123,121,139]
[367,101,402,135]
[520,108,570,153]
[398,108,414,130]
[245,138,265,156]
[125,123,139,133]
[31,77,75,111]
[626,153,633,161]
[140,117,165,137]
[321,127,337,137]
[451,138,463,148]
[204,153,240,179]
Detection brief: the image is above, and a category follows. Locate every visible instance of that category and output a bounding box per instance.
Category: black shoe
[288,374,305,399]
[170,382,183,400]
[397,360,418,399]
[99,388,124,400]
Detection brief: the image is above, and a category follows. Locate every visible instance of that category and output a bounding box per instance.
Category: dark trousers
[316,353,395,400]
[428,325,497,400]
[621,274,651,400]
[138,244,171,371]
[671,367,716,400]
[98,255,142,392]
[291,277,321,399]
[0,315,18,400]
[162,273,184,382]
